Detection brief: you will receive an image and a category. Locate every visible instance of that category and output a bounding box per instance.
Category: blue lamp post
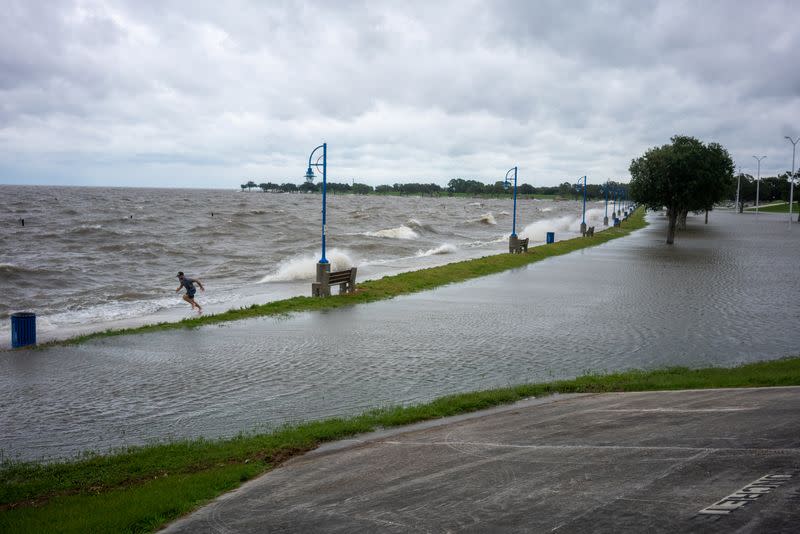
[575,175,587,235]
[503,166,518,238]
[600,181,610,226]
[304,142,329,284]
[612,187,617,215]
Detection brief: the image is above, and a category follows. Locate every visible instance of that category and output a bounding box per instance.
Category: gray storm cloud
[0,0,798,187]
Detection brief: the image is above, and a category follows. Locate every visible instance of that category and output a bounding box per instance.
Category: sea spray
[519,208,607,241]
[259,249,356,282]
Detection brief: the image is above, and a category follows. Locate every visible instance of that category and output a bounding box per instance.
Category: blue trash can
[546,232,555,244]
[11,312,36,348]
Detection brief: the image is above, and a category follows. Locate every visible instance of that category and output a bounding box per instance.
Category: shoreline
[24,208,646,349]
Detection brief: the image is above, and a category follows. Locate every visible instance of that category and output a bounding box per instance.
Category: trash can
[11,312,36,348]
[546,232,555,244]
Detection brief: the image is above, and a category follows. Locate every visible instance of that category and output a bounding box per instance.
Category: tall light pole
[734,166,741,213]
[753,155,766,215]
[786,136,798,224]
[575,176,587,235]
[503,166,519,238]
[602,181,609,226]
[612,187,618,218]
[304,143,329,285]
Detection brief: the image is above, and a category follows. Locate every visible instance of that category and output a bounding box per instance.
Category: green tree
[298,181,317,193]
[352,183,373,195]
[629,135,733,244]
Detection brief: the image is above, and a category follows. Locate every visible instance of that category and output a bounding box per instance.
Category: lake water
[0,186,602,343]
[1,210,797,462]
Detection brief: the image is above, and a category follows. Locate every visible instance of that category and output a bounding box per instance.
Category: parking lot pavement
[162,387,800,533]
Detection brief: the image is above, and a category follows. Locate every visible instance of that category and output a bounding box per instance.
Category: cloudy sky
[1,0,798,189]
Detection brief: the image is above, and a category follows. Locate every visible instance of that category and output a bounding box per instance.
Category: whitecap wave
[478,213,497,225]
[406,218,437,233]
[416,243,458,257]
[259,249,356,283]
[364,225,419,239]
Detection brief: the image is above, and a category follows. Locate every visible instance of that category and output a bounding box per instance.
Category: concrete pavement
[162,386,800,533]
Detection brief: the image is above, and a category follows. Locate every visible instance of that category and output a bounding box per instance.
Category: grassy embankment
[2,356,799,533]
[47,209,646,347]
[744,201,800,213]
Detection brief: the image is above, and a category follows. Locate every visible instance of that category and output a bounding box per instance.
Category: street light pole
[305,142,329,267]
[786,136,798,224]
[734,166,741,214]
[612,188,617,218]
[602,181,609,226]
[575,176,587,235]
[753,155,766,216]
[503,166,518,237]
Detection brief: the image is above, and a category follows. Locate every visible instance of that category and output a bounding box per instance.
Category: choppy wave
[259,249,356,283]
[364,225,419,239]
[406,218,438,234]
[478,213,497,225]
[0,263,51,279]
[416,243,458,257]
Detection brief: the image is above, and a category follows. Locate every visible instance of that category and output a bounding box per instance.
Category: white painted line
[379,440,800,455]
[590,408,755,413]
[698,473,795,515]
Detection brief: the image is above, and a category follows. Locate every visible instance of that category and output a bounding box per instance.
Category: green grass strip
[40,209,647,347]
[744,201,800,213]
[2,355,799,533]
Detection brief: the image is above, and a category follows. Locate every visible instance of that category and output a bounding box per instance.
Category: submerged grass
[39,209,647,347]
[2,356,799,533]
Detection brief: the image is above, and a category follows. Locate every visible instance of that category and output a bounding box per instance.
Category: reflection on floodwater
[1,211,798,462]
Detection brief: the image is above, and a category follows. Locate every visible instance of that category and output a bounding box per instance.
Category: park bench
[509,236,529,254]
[312,266,358,297]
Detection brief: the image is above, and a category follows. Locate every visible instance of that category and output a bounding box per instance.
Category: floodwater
[1,211,798,461]
[0,186,602,343]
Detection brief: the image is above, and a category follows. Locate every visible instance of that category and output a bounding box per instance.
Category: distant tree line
[240,178,629,199]
[727,172,798,208]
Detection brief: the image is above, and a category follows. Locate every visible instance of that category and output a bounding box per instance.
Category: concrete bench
[509,236,529,254]
[312,266,357,297]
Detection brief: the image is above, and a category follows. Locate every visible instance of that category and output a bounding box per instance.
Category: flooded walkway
[2,211,799,461]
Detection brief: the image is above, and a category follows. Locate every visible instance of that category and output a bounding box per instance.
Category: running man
[176,271,204,314]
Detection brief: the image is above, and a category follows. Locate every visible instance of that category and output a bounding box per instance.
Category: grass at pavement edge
[2,356,800,533]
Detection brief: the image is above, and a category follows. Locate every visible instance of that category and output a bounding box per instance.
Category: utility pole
[786,136,798,224]
[735,166,741,213]
[753,155,766,216]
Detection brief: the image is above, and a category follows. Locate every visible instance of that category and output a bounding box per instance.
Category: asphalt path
[162,386,800,533]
